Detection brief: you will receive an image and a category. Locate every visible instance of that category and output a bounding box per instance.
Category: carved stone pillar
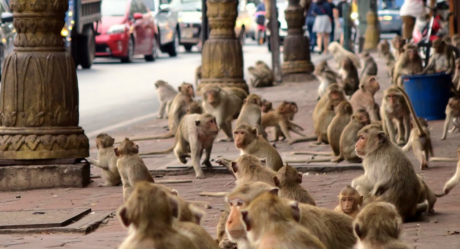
[363,1,379,50]
[0,0,89,190]
[281,0,314,82]
[199,0,248,93]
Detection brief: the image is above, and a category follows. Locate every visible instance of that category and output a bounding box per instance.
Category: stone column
[363,0,379,50]
[0,0,90,190]
[281,0,314,82]
[199,0,248,93]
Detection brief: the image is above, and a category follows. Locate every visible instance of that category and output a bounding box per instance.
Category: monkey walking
[436,146,460,197]
[441,96,460,140]
[139,113,219,179]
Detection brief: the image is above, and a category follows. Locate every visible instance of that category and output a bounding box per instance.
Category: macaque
[453,59,460,91]
[240,190,327,249]
[315,102,335,144]
[391,35,406,60]
[155,80,178,119]
[423,38,455,74]
[327,101,353,156]
[452,34,460,50]
[186,101,203,114]
[441,96,460,140]
[202,86,248,142]
[377,39,390,58]
[339,58,360,96]
[380,86,411,145]
[328,41,361,69]
[360,51,378,77]
[220,154,277,186]
[195,65,202,87]
[332,109,371,163]
[236,94,267,139]
[248,61,274,87]
[115,138,154,202]
[393,43,423,86]
[417,174,437,213]
[274,164,316,205]
[353,202,410,249]
[261,99,273,113]
[402,117,434,170]
[313,60,340,98]
[233,124,284,171]
[350,75,381,122]
[351,125,431,220]
[273,101,301,142]
[333,185,362,218]
[378,40,396,77]
[87,133,121,186]
[140,113,219,179]
[436,146,460,197]
[261,101,307,144]
[117,182,198,249]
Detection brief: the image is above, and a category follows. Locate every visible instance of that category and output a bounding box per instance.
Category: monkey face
[261,101,272,113]
[356,128,386,157]
[289,102,298,114]
[205,91,218,105]
[340,196,356,214]
[180,83,195,97]
[233,130,247,149]
[226,203,246,240]
[369,77,380,92]
[385,93,401,108]
[205,117,219,135]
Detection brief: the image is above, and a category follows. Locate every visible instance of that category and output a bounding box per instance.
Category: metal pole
[269,0,282,83]
[342,1,352,52]
[201,0,209,46]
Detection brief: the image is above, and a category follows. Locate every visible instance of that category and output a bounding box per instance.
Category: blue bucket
[402,73,452,121]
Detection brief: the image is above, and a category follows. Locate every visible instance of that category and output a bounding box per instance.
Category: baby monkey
[333,185,362,219]
[88,133,121,187]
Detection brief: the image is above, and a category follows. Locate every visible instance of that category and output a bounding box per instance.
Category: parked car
[96,0,159,63]
[0,0,15,78]
[176,0,202,52]
[378,0,402,34]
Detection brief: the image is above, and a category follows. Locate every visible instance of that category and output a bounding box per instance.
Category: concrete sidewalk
[0,52,460,249]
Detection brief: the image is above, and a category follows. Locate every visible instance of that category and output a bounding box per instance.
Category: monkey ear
[354,223,363,239]
[195,120,201,126]
[117,206,131,227]
[252,128,257,136]
[133,144,139,154]
[114,148,120,157]
[268,187,279,196]
[259,158,267,166]
[273,176,281,187]
[190,205,205,225]
[168,197,180,219]
[170,189,179,196]
[297,173,303,184]
[377,132,387,144]
[289,201,301,222]
[231,162,238,173]
[241,210,251,231]
[178,86,182,91]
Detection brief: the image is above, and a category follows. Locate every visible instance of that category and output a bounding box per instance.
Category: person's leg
[317,33,323,53]
[401,15,415,41]
[330,20,335,42]
[324,33,330,54]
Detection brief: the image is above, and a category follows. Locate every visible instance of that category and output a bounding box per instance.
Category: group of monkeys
[87,37,460,249]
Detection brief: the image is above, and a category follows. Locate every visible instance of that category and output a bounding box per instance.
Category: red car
[96,0,159,63]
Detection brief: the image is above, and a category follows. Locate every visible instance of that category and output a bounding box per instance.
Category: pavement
[1,44,460,249]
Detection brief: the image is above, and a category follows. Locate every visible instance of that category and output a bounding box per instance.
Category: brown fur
[423,38,456,75]
[155,80,178,119]
[340,58,360,96]
[88,133,121,186]
[333,185,362,218]
[327,101,353,156]
[236,94,267,139]
[380,86,411,145]
[393,43,423,86]
[350,75,381,122]
[274,164,316,205]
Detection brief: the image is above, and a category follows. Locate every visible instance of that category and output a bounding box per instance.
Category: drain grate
[0,208,91,229]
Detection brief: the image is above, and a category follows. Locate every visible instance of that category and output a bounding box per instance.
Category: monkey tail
[395,86,426,137]
[139,145,174,156]
[288,135,318,145]
[435,162,460,198]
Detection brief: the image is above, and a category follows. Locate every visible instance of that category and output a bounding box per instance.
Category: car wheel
[184,44,193,52]
[145,36,159,62]
[79,25,95,69]
[165,30,178,57]
[121,37,134,63]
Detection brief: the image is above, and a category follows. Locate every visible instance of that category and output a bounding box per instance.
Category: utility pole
[342,1,352,52]
[269,0,282,83]
[201,0,209,46]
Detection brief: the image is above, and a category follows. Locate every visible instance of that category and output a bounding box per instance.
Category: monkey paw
[195,174,206,179]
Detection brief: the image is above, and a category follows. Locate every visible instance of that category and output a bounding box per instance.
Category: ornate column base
[198,78,248,93]
[0,162,90,191]
[363,11,379,50]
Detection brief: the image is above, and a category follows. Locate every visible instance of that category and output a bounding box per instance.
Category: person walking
[336,0,347,44]
[306,0,317,52]
[312,0,333,54]
[400,0,426,41]
[328,0,338,43]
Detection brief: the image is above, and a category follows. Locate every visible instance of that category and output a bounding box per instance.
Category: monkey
[377,39,390,58]
[452,58,460,91]
[236,94,267,139]
[232,124,284,171]
[435,146,460,197]
[351,125,431,220]
[115,138,154,202]
[333,185,362,218]
[261,101,307,144]
[247,61,274,87]
[391,35,406,61]
[393,43,423,86]
[339,58,360,96]
[402,117,434,170]
[140,113,219,179]
[328,41,361,69]
[327,101,353,156]
[87,133,121,187]
[117,182,199,249]
[313,60,340,98]
[186,101,203,114]
[378,40,396,74]
[219,154,277,186]
[316,98,352,144]
[261,99,272,113]
[195,65,202,88]
[441,96,460,140]
[417,174,437,213]
[353,202,410,249]
[240,190,327,249]
[360,51,378,77]
[274,164,316,205]
[380,86,411,145]
[350,75,381,122]
[423,38,456,75]
[155,80,178,119]
[452,34,460,51]
[332,109,371,163]
[270,102,303,142]
[202,86,248,142]
[443,36,452,46]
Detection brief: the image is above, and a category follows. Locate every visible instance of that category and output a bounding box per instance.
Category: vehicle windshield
[102,0,127,16]
[379,0,400,10]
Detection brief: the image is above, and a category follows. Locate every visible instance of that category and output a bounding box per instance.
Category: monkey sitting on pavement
[360,51,378,77]
[274,164,316,205]
[314,60,340,98]
[327,101,353,156]
[236,94,267,139]
[350,75,380,122]
[115,138,155,202]
[155,80,178,119]
[87,133,121,187]
[328,41,361,69]
[333,185,362,219]
[380,86,411,145]
[393,43,423,86]
[247,61,274,87]
[422,38,456,75]
[139,113,219,179]
[217,154,277,186]
[339,58,360,96]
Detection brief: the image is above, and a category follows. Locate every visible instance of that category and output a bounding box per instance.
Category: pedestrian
[400,0,427,41]
[328,0,338,43]
[306,0,317,52]
[336,0,347,44]
[312,0,333,54]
